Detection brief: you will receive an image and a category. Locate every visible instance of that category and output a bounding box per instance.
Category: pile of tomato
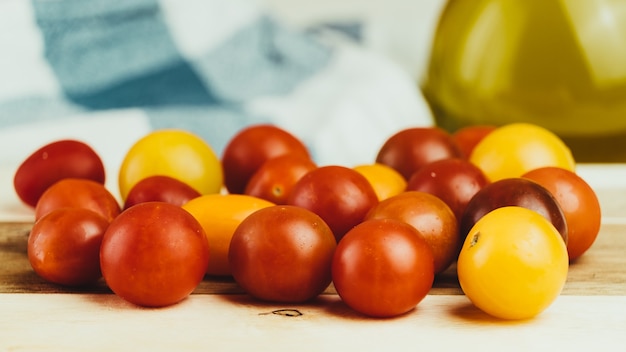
[14,122,602,320]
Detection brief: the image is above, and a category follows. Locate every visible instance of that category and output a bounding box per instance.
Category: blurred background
[267,0,626,162]
[264,0,446,79]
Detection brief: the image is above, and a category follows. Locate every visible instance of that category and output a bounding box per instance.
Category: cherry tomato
[14,139,105,208]
[222,124,311,194]
[244,154,317,204]
[287,165,379,242]
[28,208,109,286]
[366,191,459,274]
[100,202,209,307]
[376,127,462,180]
[124,175,201,210]
[460,177,568,244]
[451,125,496,159]
[182,194,275,276]
[118,129,222,201]
[228,205,336,303]
[353,163,407,201]
[457,206,569,320]
[332,218,434,318]
[522,167,602,261]
[406,158,490,222]
[35,178,121,223]
[469,123,576,181]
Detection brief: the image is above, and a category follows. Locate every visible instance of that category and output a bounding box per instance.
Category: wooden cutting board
[2,219,625,296]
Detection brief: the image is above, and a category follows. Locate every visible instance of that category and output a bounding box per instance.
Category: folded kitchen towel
[0,0,432,170]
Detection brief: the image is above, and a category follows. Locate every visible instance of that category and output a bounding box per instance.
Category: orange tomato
[182,194,275,276]
[353,163,407,201]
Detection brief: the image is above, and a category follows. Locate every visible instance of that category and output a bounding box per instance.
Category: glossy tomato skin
[451,125,496,159]
[366,191,459,274]
[457,206,568,320]
[353,163,407,201]
[460,178,568,244]
[100,202,209,307]
[124,175,201,210]
[118,129,222,201]
[228,205,337,303]
[376,127,462,180]
[469,123,575,181]
[35,178,121,223]
[222,124,311,194]
[14,140,105,208]
[28,208,109,286]
[182,194,275,276]
[406,158,490,222]
[332,218,435,318]
[522,167,602,261]
[244,154,317,204]
[287,165,379,242]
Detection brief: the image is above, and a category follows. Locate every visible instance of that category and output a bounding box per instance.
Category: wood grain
[2,220,625,296]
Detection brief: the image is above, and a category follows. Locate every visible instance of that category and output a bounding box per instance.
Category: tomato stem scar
[470,232,480,247]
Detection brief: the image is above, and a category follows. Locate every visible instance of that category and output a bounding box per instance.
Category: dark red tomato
[28,208,109,286]
[123,175,201,210]
[460,177,568,244]
[35,178,121,223]
[228,205,336,303]
[244,154,317,205]
[332,218,434,318]
[522,167,602,261]
[366,191,459,274]
[376,127,462,180]
[221,124,311,194]
[406,158,490,223]
[14,139,105,208]
[452,125,497,159]
[100,202,209,307]
[287,165,379,242]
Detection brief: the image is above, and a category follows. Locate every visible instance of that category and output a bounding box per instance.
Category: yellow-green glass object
[421,0,626,162]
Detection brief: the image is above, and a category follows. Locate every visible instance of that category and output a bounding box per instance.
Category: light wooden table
[1,165,626,351]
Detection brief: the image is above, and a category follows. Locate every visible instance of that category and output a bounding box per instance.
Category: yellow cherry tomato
[353,163,407,201]
[469,123,575,181]
[118,129,223,200]
[457,206,569,320]
[182,194,275,276]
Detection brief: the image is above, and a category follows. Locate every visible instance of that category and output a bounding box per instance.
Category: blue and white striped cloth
[0,0,432,172]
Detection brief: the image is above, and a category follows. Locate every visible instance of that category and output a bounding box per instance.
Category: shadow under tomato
[447,300,533,326]
[320,295,425,321]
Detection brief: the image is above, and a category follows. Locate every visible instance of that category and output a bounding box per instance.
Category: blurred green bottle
[421,0,626,162]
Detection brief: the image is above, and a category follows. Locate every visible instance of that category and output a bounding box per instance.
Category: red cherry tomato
[228,205,336,303]
[222,124,311,194]
[522,167,602,261]
[287,165,379,242]
[28,208,109,286]
[100,202,209,307]
[14,139,105,208]
[332,218,435,318]
[123,175,201,210]
[460,178,568,244]
[376,127,462,180]
[35,178,121,223]
[406,158,490,222]
[244,154,317,204]
[366,191,459,274]
[451,125,496,159]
